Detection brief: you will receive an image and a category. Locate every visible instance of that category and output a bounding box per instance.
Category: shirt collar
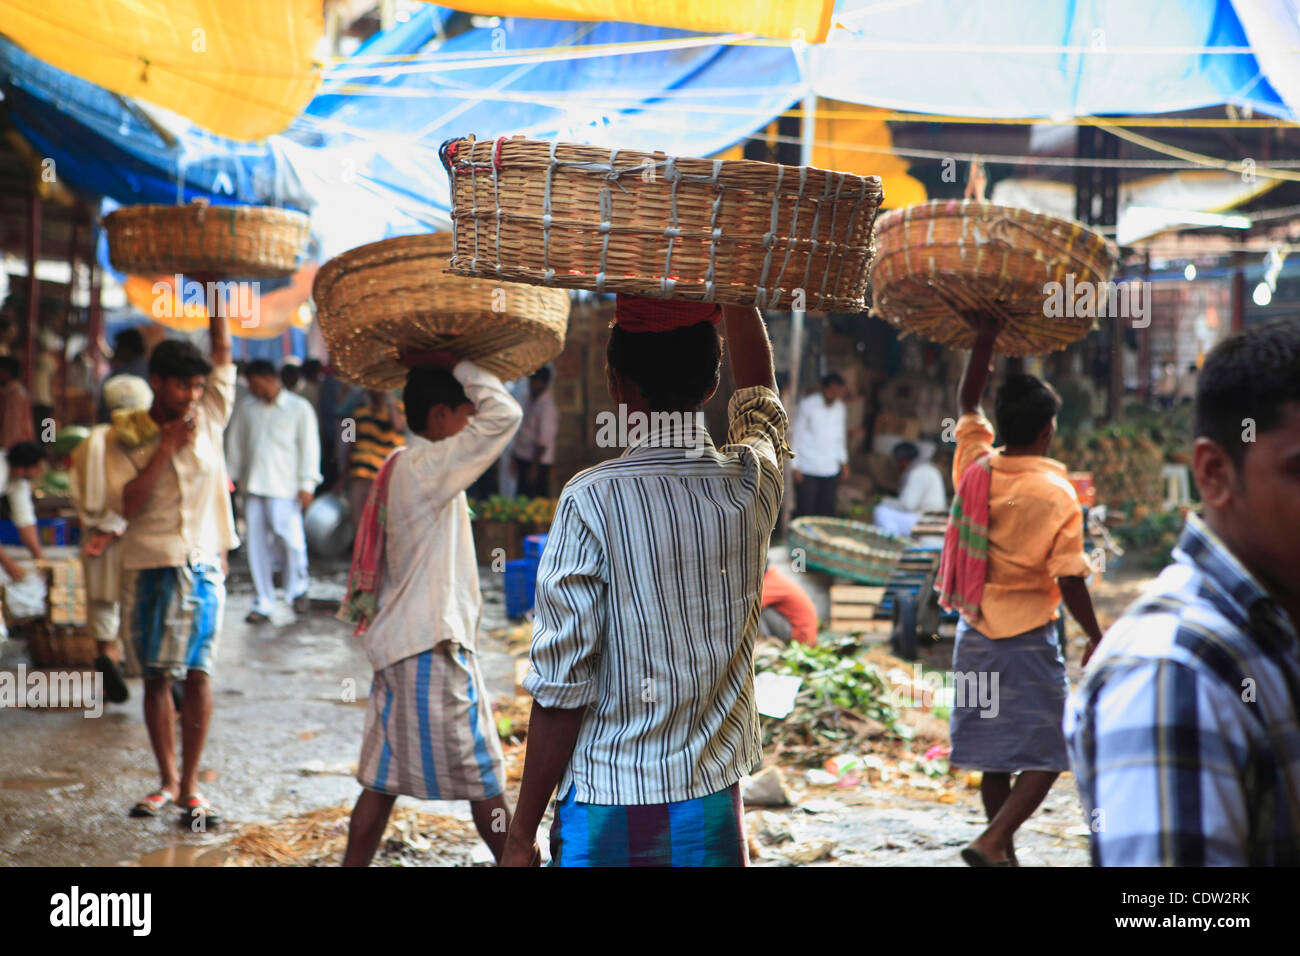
[990,451,1068,476]
[618,410,717,458]
[1174,512,1297,645]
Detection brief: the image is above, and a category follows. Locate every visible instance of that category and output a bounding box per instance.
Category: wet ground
[0,553,1150,868]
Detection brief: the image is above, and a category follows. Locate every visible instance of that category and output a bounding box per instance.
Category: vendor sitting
[0,440,47,582]
[872,440,946,537]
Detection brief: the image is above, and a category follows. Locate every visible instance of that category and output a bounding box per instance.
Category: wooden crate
[828,584,889,635]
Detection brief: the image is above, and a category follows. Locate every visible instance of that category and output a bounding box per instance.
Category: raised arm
[959,313,1002,416]
[721,304,777,394]
[203,276,232,368]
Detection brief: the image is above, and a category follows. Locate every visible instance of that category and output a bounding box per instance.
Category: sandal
[961,844,1013,867]
[178,793,223,828]
[130,789,175,818]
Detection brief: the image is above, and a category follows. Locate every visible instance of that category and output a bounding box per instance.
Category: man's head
[529,365,552,400]
[892,440,920,470]
[404,368,472,441]
[5,441,45,481]
[148,339,212,422]
[280,361,302,391]
[605,322,721,413]
[1192,318,1300,598]
[994,373,1061,453]
[112,328,145,366]
[302,358,323,382]
[245,359,280,403]
[820,372,846,403]
[0,355,21,384]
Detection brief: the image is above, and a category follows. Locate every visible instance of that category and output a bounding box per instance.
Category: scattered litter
[798,799,841,815]
[748,810,795,845]
[778,840,836,864]
[225,805,479,866]
[805,769,838,787]
[296,760,356,777]
[753,673,802,719]
[742,766,797,807]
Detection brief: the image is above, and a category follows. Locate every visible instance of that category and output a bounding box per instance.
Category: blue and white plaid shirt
[1065,513,1300,866]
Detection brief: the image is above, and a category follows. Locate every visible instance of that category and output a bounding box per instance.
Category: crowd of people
[1,302,1297,868]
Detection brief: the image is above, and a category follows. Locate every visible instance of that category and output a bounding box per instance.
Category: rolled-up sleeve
[724,386,791,471]
[202,363,237,428]
[524,492,607,709]
[953,412,995,487]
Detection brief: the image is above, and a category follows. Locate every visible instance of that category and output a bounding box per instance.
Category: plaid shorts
[121,563,225,681]
[357,643,505,802]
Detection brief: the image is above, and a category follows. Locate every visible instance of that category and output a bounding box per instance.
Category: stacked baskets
[313,232,571,389]
[870,199,1118,356]
[788,516,912,586]
[440,134,883,310]
[104,199,310,277]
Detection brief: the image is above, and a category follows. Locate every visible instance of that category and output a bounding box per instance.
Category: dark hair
[302,358,323,379]
[403,367,469,433]
[114,328,145,360]
[149,340,212,380]
[821,372,845,389]
[531,366,553,386]
[994,373,1062,446]
[0,355,21,379]
[892,440,920,462]
[1195,317,1300,466]
[6,441,43,469]
[245,359,276,379]
[606,322,721,411]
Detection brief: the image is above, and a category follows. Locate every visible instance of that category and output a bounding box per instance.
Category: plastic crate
[0,518,78,547]
[505,558,540,619]
[523,533,548,560]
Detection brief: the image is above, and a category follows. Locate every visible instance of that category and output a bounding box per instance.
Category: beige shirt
[117,364,239,571]
[362,362,522,671]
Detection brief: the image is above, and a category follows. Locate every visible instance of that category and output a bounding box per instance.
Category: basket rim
[874,198,1116,252]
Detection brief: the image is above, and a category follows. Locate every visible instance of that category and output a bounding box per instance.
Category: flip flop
[962,844,1013,867]
[178,793,223,828]
[130,790,175,818]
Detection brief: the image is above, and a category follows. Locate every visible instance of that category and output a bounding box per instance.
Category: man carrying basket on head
[502,295,790,867]
[939,313,1104,867]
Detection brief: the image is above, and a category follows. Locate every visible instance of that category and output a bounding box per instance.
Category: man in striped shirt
[502,297,789,867]
[1066,317,1300,865]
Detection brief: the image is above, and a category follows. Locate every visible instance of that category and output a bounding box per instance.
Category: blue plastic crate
[505,558,540,619]
[0,517,78,547]
[523,533,548,560]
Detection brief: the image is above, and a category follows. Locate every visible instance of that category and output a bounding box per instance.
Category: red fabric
[761,566,819,647]
[935,454,993,620]
[613,294,721,333]
[337,447,406,637]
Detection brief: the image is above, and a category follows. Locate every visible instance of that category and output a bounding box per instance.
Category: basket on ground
[870,199,1118,356]
[104,200,310,278]
[440,135,883,310]
[788,516,912,586]
[314,233,570,389]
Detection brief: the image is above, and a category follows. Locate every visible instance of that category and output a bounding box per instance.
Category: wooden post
[88,223,103,384]
[24,192,41,390]
[1109,314,1124,421]
[58,209,82,422]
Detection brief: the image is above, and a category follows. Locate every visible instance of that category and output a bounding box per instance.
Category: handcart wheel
[891,592,920,661]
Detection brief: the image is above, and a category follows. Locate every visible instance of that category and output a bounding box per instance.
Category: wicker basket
[440,135,883,310]
[104,200,310,278]
[24,622,97,668]
[314,233,570,389]
[789,516,911,586]
[870,200,1118,356]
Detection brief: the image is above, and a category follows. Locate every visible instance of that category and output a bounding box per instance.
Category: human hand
[1081,636,1100,667]
[499,832,542,868]
[159,415,197,455]
[298,491,314,511]
[82,531,115,558]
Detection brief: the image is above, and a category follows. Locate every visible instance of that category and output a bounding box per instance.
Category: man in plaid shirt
[1066,318,1300,865]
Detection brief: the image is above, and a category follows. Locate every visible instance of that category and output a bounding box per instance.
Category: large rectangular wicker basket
[870,199,1118,356]
[440,135,883,311]
[104,200,311,278]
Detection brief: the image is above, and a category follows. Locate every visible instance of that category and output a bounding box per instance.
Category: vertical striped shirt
[524,387,790,805]
[1065,513,1300,865]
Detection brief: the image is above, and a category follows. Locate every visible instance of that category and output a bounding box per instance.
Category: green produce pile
[1113,510,1187,570]
[467,495,557,524]
[759,637,908,764]
[1056,423,1165,517]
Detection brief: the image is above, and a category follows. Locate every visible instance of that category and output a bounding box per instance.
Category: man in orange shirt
[947,315,1103,867]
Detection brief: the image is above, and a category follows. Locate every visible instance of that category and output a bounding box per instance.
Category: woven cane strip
[870,200,1117,356]
[314,233,570,389]
[442,136,882,310]
[104,202,309,278]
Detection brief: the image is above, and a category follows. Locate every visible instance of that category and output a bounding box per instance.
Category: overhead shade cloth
[0,0,323,140]
[124,266,316,339]
[428,0,834,42]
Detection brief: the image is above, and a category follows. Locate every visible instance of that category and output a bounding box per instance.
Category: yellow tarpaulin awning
[431,0,834,42]
[0,0,322,141]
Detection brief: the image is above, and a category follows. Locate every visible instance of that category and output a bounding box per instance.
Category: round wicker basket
[439,135,883,311]
[314,233,570,389]
[870,199,1119,356]
[104,200,310,278]
[788,516,911,586]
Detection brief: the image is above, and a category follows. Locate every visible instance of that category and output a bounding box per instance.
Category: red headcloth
[612,294,721,333]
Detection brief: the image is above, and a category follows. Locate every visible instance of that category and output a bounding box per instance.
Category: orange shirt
[952,412,1092,638]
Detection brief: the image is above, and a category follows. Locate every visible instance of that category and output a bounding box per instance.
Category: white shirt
[362,362,522,671]
[225,387,322,499]
[897,460,947,514]
[524,387,790,805]
[792,392,848,477]
[513,390,559,466]
[0,455,35,528]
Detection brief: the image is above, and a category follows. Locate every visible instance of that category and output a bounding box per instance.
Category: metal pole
[24,192,41,391]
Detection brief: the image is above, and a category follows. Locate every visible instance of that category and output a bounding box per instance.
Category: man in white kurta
[225,360,322,622]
